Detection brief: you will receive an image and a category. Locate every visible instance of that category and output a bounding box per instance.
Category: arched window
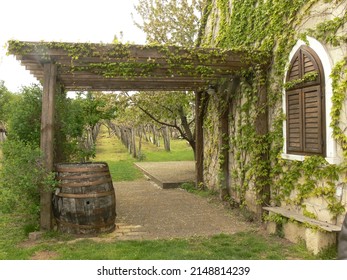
[285,45,325,156]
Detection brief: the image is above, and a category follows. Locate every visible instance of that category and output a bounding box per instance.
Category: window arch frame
[285,45,326,156]
[282,37,341,164]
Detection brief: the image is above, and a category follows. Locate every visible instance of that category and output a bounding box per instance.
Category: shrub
[0,140,55,222]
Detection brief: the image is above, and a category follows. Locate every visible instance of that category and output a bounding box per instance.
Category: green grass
[93,130,143,181]
[0,214,33,259]
[0,146,3,168]
[180,182,217,197]
[139,139,194,162]
[0,229,321,260]
[93,128,194,181]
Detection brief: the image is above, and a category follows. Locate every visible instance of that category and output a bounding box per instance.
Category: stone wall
[201,0,347,240]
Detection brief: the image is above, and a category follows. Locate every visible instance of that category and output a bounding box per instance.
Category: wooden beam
[40,62,57,231]
[8,41,272,92]
[218,78,240,198]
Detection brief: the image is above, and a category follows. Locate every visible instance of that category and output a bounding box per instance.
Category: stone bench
[263,206,341,254]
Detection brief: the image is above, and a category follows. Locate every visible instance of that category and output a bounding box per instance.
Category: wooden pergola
[7,40,268,230]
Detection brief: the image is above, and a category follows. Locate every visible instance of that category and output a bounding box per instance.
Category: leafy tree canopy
[133,0,204,46]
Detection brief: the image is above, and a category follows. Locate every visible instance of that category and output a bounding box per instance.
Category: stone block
[305,197,335,224]
[283,222,305,244]
[28,231,44,241]
[266,221,277,235]
[305,228,337,255]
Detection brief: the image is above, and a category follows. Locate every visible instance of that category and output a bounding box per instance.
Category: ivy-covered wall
[200,0,347,225]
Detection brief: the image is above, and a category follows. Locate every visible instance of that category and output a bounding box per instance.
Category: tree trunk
[218,78,239,200]
[151,125,160,147]
[131,127,137,158]
[138,128,143,157]
[161,126,171,151]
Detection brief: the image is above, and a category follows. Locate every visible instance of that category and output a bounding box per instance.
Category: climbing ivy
[200,0,347,219]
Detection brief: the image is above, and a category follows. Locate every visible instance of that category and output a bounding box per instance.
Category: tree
[128,0,207,158]
[61,91,117,161]
[0,81,13,126]
[0,81,15,141]
[130,91,197,154]
[6,84,42,145]
[133,0,204,46]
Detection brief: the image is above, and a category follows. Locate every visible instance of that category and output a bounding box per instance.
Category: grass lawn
[0,209,336,260]
[93,130,143,181]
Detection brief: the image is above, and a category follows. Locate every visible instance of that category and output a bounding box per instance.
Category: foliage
[128,0,217,159]
[64,91,117,162]
[75,91,117,128]
[2,85,117,162]
[283,71,319,90]
[0,85,118,233]
[7,40,239,82]
[0,140,56,220]
[0,81,15,127]
[330,60,347,157]
[180,182,216,197]
[307,12,347,46]
[128,91,197,152]
[133,0,204,46]
[6,84,42,145]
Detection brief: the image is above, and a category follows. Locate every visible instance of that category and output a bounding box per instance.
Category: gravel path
[113,179,258,240]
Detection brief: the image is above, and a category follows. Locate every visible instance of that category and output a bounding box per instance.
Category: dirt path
[112,179,259,240]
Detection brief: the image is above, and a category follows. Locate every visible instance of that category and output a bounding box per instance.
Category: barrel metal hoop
[56,218,116,229]
[57,171,111,181]
[56,166,109,173]
[58,177,112,188]
[56,190,115,199]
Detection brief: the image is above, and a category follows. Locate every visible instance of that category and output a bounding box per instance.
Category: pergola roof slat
[8,40,269,91]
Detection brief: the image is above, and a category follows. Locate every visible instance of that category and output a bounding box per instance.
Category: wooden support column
[218,78,239,198]
[40,62,57,231]
[195,90,204,187]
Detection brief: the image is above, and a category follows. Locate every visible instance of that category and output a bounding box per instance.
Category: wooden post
[195,90,204,187]
[40,63,57,231]
[218,78,239,199]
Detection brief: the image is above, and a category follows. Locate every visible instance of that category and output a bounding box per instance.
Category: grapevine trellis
[7,40,270,230]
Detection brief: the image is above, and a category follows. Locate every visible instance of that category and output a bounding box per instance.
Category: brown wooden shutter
[287,55,301,82]
[285,46,325,156]
[303,85,322,154]
[287,89,302,152]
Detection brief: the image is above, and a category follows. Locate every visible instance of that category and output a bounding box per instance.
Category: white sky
[0,0,146,92]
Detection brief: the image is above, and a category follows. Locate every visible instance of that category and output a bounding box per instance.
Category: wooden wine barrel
[53,162,116,235]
